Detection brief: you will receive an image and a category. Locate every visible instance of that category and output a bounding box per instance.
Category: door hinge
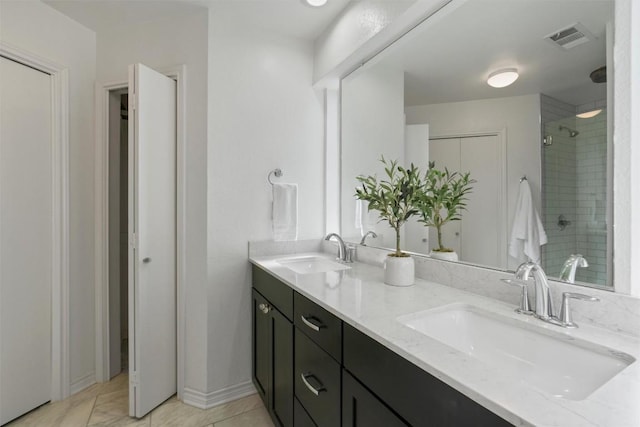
[130,371,139,386]
[130,232,137,250]
[131,93,136,111]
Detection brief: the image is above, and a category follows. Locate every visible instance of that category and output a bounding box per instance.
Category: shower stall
[541,95,610,286]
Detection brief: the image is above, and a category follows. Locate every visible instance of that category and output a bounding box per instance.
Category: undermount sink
[277,256,350,275]
[397,304,634,400]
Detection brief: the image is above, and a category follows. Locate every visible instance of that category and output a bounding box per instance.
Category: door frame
[429,128,508,268]
[0,42,71,401]
[94,65,187,399]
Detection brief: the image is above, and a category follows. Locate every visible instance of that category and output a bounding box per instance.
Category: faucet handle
[501,279,533,315]
[345,244,356,263]
[559,292,600,328]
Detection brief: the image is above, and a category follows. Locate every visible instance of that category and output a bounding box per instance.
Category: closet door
[0,56,52,424]
[428,138,462,254]
[429,135,505,268]
[460,135,505,268]
[128,63,177,418]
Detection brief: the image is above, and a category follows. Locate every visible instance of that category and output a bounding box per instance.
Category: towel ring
[520,175,527,183]
[268,168,283,185]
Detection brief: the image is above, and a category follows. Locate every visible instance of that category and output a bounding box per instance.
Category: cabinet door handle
[300,315,323,332]
[258,303,270,314]
[300,373,325,396]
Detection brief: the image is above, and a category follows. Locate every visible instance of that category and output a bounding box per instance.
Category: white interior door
[0,56,52,424]
[429,135,506,267]
[428,138,462,254]
[128,63,177,418]
[404,124,430,253]
[460,135,505,268]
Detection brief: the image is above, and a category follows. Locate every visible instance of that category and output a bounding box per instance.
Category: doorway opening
[107,89,130,379]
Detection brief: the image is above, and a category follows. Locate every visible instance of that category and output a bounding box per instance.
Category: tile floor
[6,374,274,427]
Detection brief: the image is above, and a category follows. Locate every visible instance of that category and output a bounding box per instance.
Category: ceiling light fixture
[306,0,327,7]
[576,109,602,119]
[487,68,519,88]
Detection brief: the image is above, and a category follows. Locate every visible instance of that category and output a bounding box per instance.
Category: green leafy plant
[416,162,476,252]
[355,157,422,257]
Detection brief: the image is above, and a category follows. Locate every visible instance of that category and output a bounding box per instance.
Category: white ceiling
[44,0,351,40]
[367,0,613,107]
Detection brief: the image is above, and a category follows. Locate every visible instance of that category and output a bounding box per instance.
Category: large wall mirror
[341,0,615,289]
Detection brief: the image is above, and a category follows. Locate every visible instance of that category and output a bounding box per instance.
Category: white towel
[272,183,298,241]
[509,180,547,263]
[355,199,377,236]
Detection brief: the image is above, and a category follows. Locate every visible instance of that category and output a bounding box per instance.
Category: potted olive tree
[416,162,475,261]
[355,157,421,286]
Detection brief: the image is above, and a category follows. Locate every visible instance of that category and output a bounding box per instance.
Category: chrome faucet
[360,230,378,246]
[505,261,600,328]
[325,233,348,262]
[514,262,555,321]
[559,254,589,283]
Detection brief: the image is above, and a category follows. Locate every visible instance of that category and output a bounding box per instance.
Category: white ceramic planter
[429,250,459,262]
[384,255,415,287]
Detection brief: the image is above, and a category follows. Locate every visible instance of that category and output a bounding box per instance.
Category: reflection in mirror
[341,0,614,289]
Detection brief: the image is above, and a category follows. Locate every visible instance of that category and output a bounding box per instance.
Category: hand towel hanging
[272,183,298,241]
[509,179,547,263]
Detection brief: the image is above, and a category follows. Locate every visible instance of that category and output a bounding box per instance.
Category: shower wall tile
[540,95,609,286]
[575,105,608,284]
[541,95,578,278]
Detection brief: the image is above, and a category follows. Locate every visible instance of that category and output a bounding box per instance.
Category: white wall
[406,94,541,270]
[313,0,416,83]
[631,0,640,296]
[95,9,210,393]
[0,0,97,391]
[313,0,415,81]
[207,8,325,396]
[341,65,405,248]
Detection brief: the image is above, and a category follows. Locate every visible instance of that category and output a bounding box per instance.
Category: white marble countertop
[250,252,640,427]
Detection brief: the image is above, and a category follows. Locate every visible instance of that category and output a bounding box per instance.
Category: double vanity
[250,244,639,426]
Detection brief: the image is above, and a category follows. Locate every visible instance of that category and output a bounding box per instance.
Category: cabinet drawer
[294,292,342,361]
[295,329,341,427]
[343,324,511,427]
[252,265,293,321]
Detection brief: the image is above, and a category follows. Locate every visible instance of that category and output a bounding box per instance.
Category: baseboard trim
[70,372,96,395]
[183,381,257,409]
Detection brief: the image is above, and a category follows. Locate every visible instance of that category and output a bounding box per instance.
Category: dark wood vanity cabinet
[343,324,512,427]
[252,266,513,427]
[252,266,295,427]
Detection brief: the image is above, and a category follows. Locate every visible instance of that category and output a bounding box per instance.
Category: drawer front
[294,397,317,427]
[252,265,293,320]
[294,292,342,361]
[295,329,341,427]
[343,324,512,427]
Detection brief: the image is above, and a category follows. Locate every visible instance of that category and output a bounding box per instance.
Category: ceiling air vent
[545,23,594,50]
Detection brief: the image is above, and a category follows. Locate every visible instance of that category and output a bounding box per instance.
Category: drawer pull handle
[300,315,324,332]
[258,303,270,314]
[300,373,325,396]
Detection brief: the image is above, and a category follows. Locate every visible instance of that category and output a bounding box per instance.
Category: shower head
[559,125,579,138]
